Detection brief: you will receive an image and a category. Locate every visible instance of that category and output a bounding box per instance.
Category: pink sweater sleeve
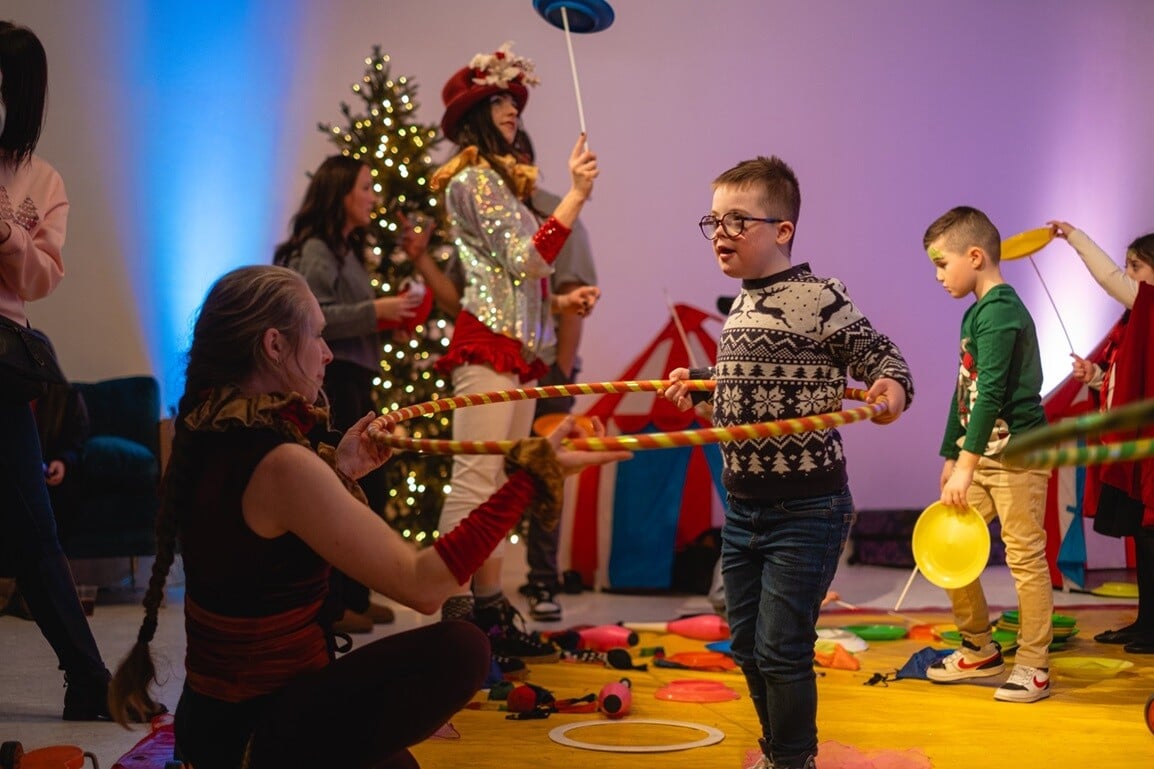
[0,156,68,322]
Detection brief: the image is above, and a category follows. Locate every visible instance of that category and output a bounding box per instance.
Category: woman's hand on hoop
[548,413,631,475]
[336,412,394,479]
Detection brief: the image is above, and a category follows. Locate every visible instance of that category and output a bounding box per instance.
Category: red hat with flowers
[441,42,539,143]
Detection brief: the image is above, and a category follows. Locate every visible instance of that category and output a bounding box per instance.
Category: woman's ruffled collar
[183,387,330,447]
[430,146,538,200]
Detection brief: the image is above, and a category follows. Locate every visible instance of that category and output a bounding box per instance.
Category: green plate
[843,624,908,641]
[940,628,1018,647]
[999,610,1077,628]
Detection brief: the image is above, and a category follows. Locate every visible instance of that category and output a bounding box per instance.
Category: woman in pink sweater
[0,20,117,721]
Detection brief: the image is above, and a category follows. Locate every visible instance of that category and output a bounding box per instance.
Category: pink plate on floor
[655,679,741,702]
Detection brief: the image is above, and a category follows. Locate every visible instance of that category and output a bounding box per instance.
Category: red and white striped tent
[1042,334,1134,590]
[559,304,726,590]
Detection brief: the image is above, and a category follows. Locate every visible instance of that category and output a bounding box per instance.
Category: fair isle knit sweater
[692,263,914,501]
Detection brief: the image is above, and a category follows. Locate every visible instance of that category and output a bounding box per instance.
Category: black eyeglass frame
[698,213,785,240]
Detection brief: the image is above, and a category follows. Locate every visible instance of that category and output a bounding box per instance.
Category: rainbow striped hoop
[1004,396,1154,469]
[366,380,888,454]
[1010,438,1154,470]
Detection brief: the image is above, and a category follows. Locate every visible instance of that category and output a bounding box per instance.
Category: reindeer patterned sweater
[691,263,914,501]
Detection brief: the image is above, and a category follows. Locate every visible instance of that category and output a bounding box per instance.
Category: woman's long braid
[108,265,315,725]
[107,411,189,724]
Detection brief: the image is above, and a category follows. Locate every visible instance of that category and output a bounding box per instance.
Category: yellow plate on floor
[911,502,990,589]
[1050,656,1134,679]
[1002,227,1054,260]
[1090,581,1139,599]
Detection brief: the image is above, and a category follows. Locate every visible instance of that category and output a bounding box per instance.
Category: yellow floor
[412,607,1153,769]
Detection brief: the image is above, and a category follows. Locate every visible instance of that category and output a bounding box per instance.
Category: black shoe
[62,671,112,721]
[518,579,561,598]
[561,570,585,595]
[64,671,167,722]
[1123,637,1154,654]
[475,598,560,663]
[493,654,528,680]
[1095,625,1147,644]
[526,583,562,623]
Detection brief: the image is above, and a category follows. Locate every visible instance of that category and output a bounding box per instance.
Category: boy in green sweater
[923,206,1053,703]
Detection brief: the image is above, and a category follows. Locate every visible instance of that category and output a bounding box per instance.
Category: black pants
[323,361,388,614]
[0,400,106,681]
[526,363,577,587]
[174,620,490,769]
[1094,483,1154,629]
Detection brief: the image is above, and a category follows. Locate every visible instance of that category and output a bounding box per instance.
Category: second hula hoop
[366,380,889,454]
[1003,397,1154,459]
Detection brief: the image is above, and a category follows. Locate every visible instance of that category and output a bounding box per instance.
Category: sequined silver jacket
[443,165,555,361]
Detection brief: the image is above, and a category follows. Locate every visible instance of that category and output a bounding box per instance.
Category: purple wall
[13,0,1154,507]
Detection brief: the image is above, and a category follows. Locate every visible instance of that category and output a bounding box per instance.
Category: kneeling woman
[109,265,627,769]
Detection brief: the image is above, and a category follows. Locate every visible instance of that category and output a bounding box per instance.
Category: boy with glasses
[665,155,913,769]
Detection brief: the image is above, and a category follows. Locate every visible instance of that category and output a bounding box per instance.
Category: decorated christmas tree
[320,46,455,543]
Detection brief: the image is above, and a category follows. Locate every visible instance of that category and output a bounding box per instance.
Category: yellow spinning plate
[911,502,990,589]
[1002,226,1054,260]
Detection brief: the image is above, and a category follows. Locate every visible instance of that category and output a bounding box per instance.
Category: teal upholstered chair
[61,376,163,561]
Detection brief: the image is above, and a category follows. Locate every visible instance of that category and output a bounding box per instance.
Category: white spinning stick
[560,7,588,137]
[892,565,920,614]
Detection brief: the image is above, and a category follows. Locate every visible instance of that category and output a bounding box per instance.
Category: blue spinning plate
[533,0,616,33]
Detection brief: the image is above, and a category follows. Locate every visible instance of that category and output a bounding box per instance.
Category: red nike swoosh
[1033,677,1048,688]
[957,657,996,669]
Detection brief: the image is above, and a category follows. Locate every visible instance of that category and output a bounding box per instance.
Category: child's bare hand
[1048,220,1076,240]
[568,133,598,201]
[662,367,694,412]
[866,377,907,425]
[1070,353,1096,383]
[940,464,973,508]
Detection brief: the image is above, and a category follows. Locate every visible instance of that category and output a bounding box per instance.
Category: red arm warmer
[532,216,571,264]
[433,470,536,584]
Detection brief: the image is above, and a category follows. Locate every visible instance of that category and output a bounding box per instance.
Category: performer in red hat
[429,42,601,668]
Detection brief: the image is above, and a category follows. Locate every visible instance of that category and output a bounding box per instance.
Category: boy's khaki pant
[946,454,1053,669]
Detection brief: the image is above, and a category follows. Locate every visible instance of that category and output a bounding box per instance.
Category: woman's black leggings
[175,620,490,769]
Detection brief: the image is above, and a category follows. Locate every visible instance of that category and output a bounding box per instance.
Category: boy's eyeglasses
[698,213,783,240]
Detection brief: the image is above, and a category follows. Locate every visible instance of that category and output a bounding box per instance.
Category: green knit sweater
[940,283,1047,459]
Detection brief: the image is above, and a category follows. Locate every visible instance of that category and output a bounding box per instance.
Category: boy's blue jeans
[722,488,855,768]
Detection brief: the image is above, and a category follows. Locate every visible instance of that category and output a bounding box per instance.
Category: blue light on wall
[114,0,305,408]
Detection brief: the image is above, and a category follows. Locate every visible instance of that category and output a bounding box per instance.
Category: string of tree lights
[319,46,456,544]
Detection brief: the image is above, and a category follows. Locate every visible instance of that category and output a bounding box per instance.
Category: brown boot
[0,577,14,615]
[365,601,395,624]
[0,580,33,620]
[332,609,372,634]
